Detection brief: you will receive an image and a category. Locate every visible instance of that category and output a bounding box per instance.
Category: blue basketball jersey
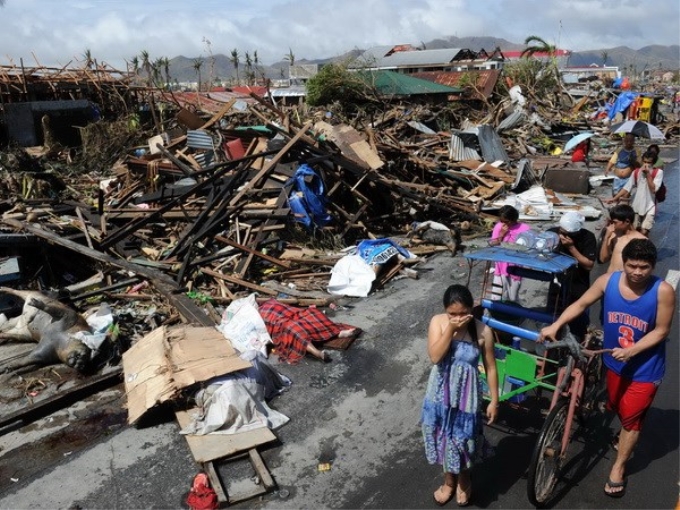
[602,272,664,382]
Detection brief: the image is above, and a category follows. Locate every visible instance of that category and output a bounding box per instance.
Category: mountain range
[163,35,679,84]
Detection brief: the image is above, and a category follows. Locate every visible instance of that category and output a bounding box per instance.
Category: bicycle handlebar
[544,331,612,361]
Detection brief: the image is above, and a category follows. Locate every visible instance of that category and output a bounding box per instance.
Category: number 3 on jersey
[618,325,635,348]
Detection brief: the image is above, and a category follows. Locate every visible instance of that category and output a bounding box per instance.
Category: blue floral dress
[421,335,486,474]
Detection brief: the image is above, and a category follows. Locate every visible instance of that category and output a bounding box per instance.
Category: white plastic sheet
[216,293,272,356]
[327,254,376,297]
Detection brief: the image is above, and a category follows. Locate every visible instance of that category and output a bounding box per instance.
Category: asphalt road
[0,148,677,510]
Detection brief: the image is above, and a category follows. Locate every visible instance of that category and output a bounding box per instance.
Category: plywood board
[314,121,384,170]
[176,410,276,462]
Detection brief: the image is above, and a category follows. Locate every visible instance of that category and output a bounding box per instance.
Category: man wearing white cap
[547,212,597,338]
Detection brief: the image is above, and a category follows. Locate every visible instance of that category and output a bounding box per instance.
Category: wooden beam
[214,235,291,269]
[200,268,278,296]
[1,218,177,287]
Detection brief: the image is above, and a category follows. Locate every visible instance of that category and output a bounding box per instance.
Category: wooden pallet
[176,409,277,506]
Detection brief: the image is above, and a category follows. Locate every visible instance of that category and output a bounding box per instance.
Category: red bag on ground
[186,473,219,510]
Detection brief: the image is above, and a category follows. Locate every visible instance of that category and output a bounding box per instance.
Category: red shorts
[606,369,659,431]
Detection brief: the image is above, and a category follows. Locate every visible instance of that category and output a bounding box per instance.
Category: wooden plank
[248,449,275,489]
[201,268,278,296]
[204,461,228,504]
[0,369,122,430]
[227,122,311,207]
[214,235,290,269]
[235,186,290,278]
[1,218,178,287]
[176,410,276,462]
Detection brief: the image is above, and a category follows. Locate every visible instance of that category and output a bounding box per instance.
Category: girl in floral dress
[422,285,499,506]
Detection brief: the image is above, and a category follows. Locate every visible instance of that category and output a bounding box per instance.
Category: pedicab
[463,244,606,507]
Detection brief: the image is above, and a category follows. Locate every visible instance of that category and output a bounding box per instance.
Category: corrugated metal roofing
[477,125,510,163]
[230,86,268,96]
[375,48,461,68]
[186,130,215,150]
[358,70,462,96]
[352,45,395,67]
[353,47,465,69]
[449,134,481,161]
[270,86,307,97]
[412,70,502,100]
[502,49,571,58]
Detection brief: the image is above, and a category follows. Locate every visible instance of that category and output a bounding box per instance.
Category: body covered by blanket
[259,299,358,363]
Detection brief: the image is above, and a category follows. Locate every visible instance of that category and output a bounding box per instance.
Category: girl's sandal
[433,484,455,506]
[456,483,472,507]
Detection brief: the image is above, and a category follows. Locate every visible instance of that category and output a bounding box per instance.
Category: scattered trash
[186,472,219,510]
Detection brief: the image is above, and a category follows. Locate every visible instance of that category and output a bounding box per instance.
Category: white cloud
[0,0,677,69]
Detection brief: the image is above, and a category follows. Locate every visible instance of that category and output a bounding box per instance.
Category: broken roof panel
[357,70,462,97]
[352,47,466,69]
[412,69,502,100]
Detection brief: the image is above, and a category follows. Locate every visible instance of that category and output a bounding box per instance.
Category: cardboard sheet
[123,325,251,424]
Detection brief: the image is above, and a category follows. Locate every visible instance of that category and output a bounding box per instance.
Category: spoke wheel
[580,355,604,420]
[527,399,569,507]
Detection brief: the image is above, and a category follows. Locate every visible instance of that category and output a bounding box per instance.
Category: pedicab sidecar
[463,245,579,403]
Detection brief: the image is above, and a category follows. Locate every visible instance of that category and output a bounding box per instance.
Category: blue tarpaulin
[608,91,639,120]
[356,238,413,265]
[286,164,332,228]
[463,246,577,274]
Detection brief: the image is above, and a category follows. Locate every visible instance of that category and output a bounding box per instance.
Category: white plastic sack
[327,254,376,297]
[216,293,271,356]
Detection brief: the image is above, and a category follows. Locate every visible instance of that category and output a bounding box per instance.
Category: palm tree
[82,48,94,69]
[521,35,562,95]
[601,50,609,67]
[152,58,164,87]
[253,50,267,85]
[192,57,204,91]
[520,35,556,59]
[244,51,254,85]
[161,57,171,89]
[129,56,139,76]
[229,48,240,85]
[140,50,152,86]
[283,48,295,82]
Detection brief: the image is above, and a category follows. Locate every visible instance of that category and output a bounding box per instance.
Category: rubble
[1,65,677,503]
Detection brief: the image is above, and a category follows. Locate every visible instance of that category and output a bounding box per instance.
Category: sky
[1,0,678,70]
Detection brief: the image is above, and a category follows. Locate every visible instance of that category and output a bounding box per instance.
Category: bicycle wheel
[527,399,569,507]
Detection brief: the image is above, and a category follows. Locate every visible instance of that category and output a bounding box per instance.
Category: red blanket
[259,299,355,363]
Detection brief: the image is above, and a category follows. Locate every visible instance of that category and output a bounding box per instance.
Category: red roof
[231,85,268,96]
[412,70,502,100]
[502,49,571,58]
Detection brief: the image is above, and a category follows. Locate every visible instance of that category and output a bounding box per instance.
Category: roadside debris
[1,58,677,504]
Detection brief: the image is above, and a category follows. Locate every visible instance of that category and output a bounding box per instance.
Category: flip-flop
[456,483,472,507]
[433,485,455,506]
[604,478,627,498]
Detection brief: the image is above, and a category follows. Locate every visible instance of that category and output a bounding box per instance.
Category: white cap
[559,212,584,233]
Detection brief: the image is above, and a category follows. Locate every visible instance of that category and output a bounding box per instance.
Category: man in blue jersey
[539,238,675,498]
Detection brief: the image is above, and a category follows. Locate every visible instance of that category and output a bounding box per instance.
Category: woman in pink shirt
[488,205,531,302]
